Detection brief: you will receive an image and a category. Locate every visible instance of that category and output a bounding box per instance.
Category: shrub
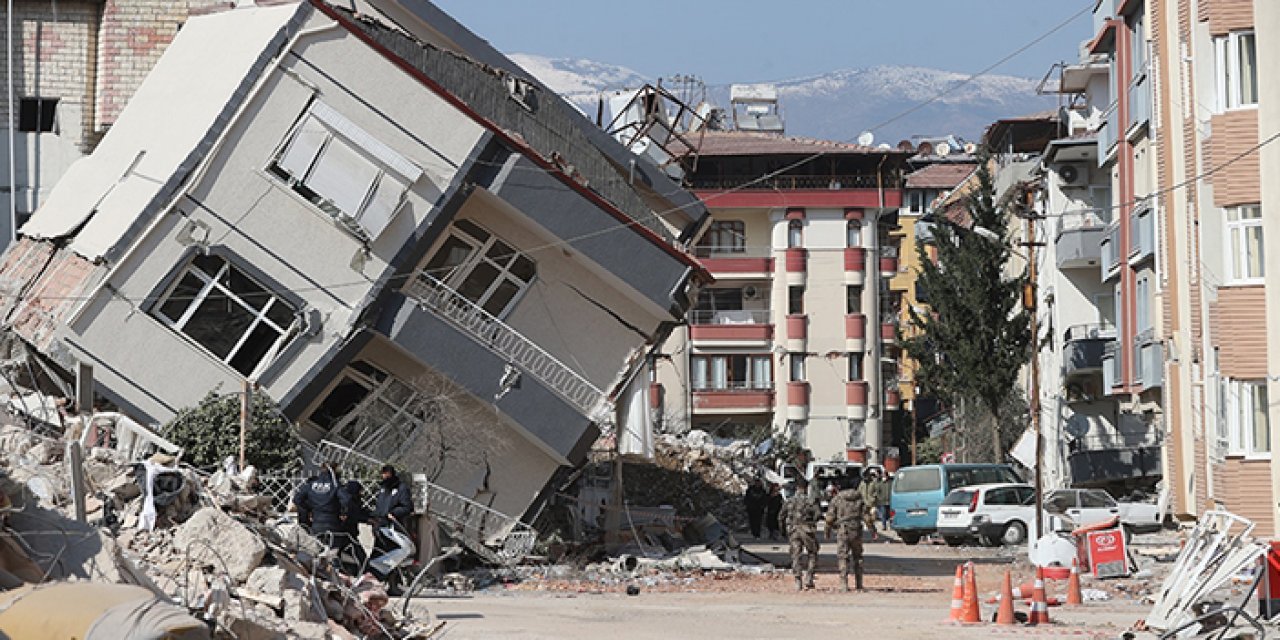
[164,391,300,471]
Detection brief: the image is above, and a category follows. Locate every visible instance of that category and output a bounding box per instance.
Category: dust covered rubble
[0,421,442,639]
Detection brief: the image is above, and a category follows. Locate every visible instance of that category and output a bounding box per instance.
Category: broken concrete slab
[172,507,265,583]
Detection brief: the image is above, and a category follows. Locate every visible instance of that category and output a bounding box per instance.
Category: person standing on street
[744,479,767,539]
[373,465,414,556]
[826,483,867,592]
[858,469,881,541]
[872,471,891,533]
[781,478,821,590]
[764,483,784,540]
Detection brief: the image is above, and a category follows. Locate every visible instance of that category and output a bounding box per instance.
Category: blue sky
[432,1,1094,83]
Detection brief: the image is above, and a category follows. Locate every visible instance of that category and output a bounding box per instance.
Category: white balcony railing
[405,274,608,420]
[688,309,772,325]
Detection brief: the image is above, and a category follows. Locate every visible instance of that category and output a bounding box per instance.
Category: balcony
[845,313,867,352]
[1068,442,1162,487]
[884,386,901,410]
[695,247,774,278]
[405,274,608,420]
[1056,210,1107,270]
[879,245,899,278]
[1127,71,1151,136]
[1102,340,1121,392]
[846,381,869,420]
[844,247,866,286]
[692,384,775,414]
[1136,339,1163,390]
[784,247,807,285]
[786,382,810,421]
[1062,323,1116,377]
[1129,205,1154,265]
[1100,221,1121,282]
[1097,102,1118,165]
[688,310,773,345]
[785,314,807,351]
[880,321,897,345]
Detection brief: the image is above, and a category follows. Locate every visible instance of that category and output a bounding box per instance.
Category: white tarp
[616,366,654,459]
[21,3,304,260]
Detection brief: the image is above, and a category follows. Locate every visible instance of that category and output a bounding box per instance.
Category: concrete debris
[0,416,442,639]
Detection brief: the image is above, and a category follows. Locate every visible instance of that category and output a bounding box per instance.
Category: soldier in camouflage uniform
[825,485,866,592]
[781,479,821,590]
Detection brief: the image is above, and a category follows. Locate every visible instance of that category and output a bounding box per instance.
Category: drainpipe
[864,154,888,464]
[7,0,15,246]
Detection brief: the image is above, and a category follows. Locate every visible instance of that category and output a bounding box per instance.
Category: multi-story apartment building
[652,131,908,464]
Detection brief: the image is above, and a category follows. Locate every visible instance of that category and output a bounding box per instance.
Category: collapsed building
[0,0,708,531]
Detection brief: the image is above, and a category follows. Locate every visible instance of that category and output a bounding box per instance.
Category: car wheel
[943,536,967,547]
[1001,521,1027,546]
[900,532,921,545]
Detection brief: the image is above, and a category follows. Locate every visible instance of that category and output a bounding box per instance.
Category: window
[690,355,772,391]
[907,190,935,214]
[17,97,57,133]
[848,354,863,381]
[789,354,806,382]
[1129,13,1148,81]
[846,286,862,314]
[1044,491,1075,512]
[1215,31,1257,110]
[1080,490,1116,509]
[893,467,941,493]
[1225,205,1264,282]
[697,221,746,254]
[984,488,1019,506]
[420,219,536,317]
[1135,274,1151,334]
[270,101,422,240]
[308,361,440,460]
[787,220,803,248]
[155,254,299,378]
[1225,379,1270,456]
[846,220,862,248]
[788,286,804,315]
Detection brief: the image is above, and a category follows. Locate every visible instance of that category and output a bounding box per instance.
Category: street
[415,538,1149,639]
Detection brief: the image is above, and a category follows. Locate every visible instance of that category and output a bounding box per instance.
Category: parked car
[1043,488,1167,536]
[890,464,1023,545]
[935,483,1035,546]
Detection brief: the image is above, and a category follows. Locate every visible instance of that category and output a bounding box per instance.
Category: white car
[1043,488,1167,535]
[935,483,1036,546]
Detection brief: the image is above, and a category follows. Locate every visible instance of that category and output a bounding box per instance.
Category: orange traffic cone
[961,562,981,623]
[995,570,1016,625]
[1066,560,1083,605]
[949,565,965,621]
[1027,566,1051,625]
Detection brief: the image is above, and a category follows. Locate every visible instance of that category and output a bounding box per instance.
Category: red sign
[1085,528,1129,578]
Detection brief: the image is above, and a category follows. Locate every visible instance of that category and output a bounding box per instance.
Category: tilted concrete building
[0,0,709,526]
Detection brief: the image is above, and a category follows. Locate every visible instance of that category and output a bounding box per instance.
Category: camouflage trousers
[789,530,819,581]
[834,527,864,579]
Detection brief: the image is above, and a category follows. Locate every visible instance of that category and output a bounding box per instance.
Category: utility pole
[239,379,253,471]
[1022,185,1044,542]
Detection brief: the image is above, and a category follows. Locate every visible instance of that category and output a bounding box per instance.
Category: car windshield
[893,468,941,493]
[942,490,975,505]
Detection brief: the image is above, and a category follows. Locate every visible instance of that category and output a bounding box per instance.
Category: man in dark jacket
[336,480,369,574]
[743,479,767,539]
[293,464,348,549]
[373,465,414,556]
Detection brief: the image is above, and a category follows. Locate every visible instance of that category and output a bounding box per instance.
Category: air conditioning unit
[1058,163,1087,187]
[742,285,763,301]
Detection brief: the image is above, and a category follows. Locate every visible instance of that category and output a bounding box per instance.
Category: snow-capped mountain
[509,53,1054,144]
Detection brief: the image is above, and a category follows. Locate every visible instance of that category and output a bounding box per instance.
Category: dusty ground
[414,535,1154,639]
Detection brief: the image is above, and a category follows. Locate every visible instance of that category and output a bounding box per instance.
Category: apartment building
[652,131,908,464]
[0,0,708,529]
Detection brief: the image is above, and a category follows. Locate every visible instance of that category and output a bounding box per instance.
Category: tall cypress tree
[901,158,1031,462]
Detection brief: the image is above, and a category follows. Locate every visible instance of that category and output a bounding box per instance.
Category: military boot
[839,575,849,592]
[805,573,816,590]
[855,568,865,592]
[794,576,803,591]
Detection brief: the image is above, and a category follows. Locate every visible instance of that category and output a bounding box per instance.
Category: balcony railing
[1056,209,1108,270]
[689,309,771,325]
[692,245,771,258]
[1062,323,1116,377]
[688,173,902,191]
[693,381,773,392]
[1129,205,1154,264]
[1097,101,1118,164]
[1100,221,1121,281]
[1068,442,1162,486]
[405,274,607,419]
[1127,71,1151,134]
[1102,340,1121,391]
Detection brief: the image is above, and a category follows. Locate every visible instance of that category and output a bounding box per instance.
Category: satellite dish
[897,140,914,152]
[936,142,952,157]
[963,142,977,155]
[917,141,934,156]
[857,130,874,146]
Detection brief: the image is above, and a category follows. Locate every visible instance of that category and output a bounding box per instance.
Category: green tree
[165,391,301,471]
[901,159,1031,462]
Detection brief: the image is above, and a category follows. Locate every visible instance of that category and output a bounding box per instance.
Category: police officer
[825,482,867,592]
[780,478,821,590]
[372,465,414,556]
[293,463,349,549]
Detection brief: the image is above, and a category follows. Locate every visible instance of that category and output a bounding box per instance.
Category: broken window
[154,254,298,378]
[419,219,536,318]
[269,101,422,241]
[18,97,57,133]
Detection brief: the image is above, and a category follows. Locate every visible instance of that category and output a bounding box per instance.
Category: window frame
[690,354,772,391]
[698,220,747,254]
[787,220,804,248]
[1215,30,1258,111]
[848,354,863,381]
[152,252,301,380]
[418,219,537,319]
[1224,205,1264,284]
[1225,378,1270,458]
[788,286,805,315]
[789,353,806,382]
[846,220,862,248]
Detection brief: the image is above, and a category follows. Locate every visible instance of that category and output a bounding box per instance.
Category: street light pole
[1022,185,1044,542]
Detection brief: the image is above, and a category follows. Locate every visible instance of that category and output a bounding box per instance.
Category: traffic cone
[1027,566,1051,625]
[995,570,1016,625]
[1066,560,1083,606]
[948,564,964,622]
[961,562,981,623]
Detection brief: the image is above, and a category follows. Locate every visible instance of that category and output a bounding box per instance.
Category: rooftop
[673,131,906,157]
[905,162,978,189]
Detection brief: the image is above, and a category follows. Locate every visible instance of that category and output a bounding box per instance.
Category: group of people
[292,463,415,579]
[745,466,894,592]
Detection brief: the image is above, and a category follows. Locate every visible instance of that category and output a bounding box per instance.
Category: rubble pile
[622,431,760,532]
[0,421,442,639]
